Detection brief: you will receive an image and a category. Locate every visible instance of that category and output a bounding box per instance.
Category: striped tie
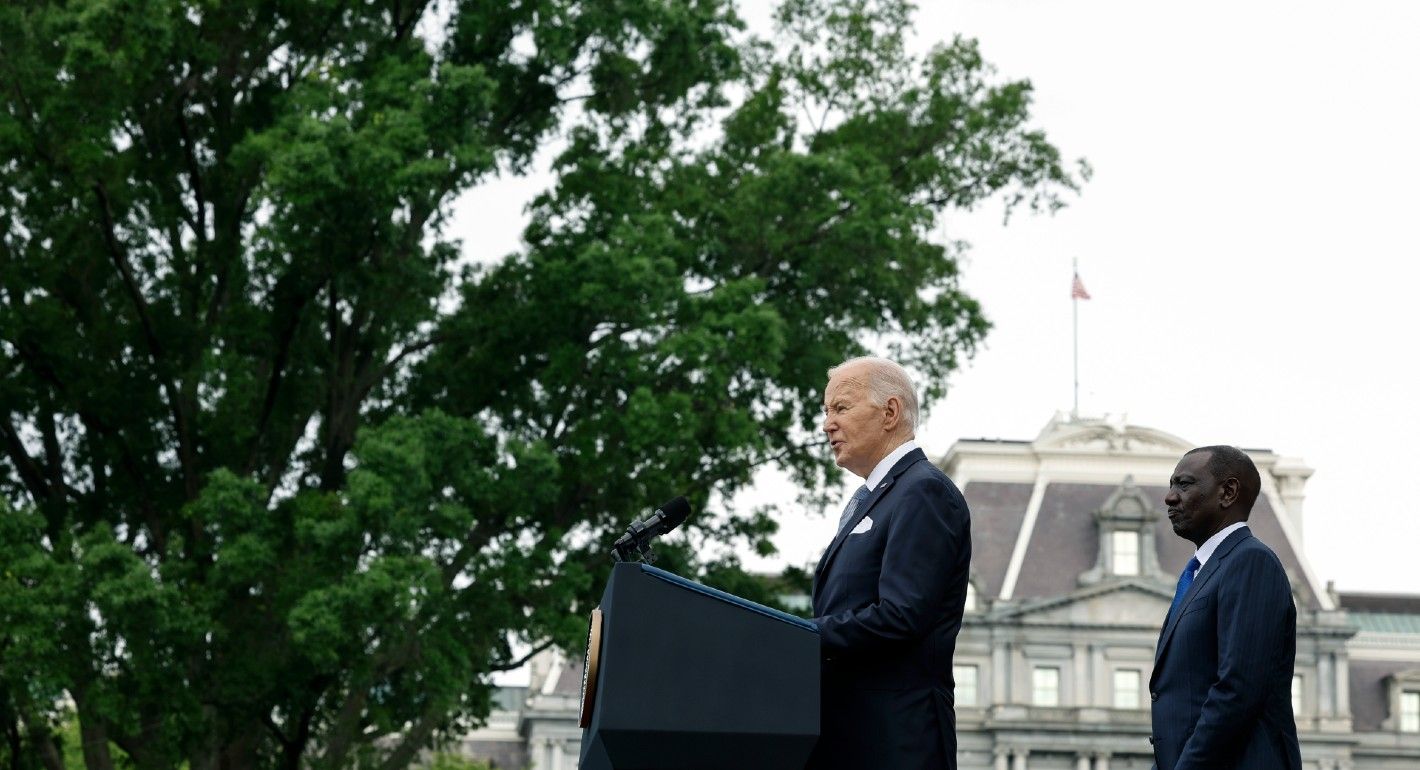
[837,485,870,533]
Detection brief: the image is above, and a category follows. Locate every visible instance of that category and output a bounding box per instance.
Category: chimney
[1271,456,1314,542]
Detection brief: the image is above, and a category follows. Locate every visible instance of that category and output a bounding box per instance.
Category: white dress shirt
[864,438,919,491]
[1192,521,1249,576]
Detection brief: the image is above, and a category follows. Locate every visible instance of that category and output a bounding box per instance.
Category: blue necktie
[1167,556,1201,623]
[837,485,870,533]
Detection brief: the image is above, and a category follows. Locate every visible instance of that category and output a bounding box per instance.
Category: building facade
[453,415,1420,770]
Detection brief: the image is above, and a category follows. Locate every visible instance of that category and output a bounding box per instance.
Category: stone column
[1011,645,1028,704]
[1318,652,1335,717]
[1011,748,1029,770]
[1335,651,1350,717]
[1074,754,1091,770]
[1091,645,1106,707]
[993,643,1009,706]
[529,738,550,770]
[993,748,1010,770]
[1073,643,1089,706]
[1093,752,1110,770]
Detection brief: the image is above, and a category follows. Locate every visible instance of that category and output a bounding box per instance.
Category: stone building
[451,415,1420,770]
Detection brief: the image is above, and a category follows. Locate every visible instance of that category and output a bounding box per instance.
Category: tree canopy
[0,0,1082,767]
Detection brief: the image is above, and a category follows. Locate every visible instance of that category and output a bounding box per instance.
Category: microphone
[611,496,691,562]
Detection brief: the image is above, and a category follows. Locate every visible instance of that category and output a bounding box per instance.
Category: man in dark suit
[1151,445,1303,770]
[806,356,971,770]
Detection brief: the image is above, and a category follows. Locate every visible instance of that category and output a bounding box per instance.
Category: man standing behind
[807,356,971,770]
[1151,446,1303,770]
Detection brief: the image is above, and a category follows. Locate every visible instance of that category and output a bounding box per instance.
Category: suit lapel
[813,449,927,596]
[815,477,894,581]
[1153,528,1253,664]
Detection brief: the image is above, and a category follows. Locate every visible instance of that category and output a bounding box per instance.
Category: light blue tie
[1167,556,1202,623]
[837,485,870,533]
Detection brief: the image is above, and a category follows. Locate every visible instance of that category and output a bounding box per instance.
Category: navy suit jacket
[806,448,971,770]
[1150,527,1303,770]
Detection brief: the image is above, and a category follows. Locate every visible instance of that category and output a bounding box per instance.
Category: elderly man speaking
[806,356,972,770]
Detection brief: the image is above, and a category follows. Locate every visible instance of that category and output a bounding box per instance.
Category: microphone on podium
[611,496,691,563]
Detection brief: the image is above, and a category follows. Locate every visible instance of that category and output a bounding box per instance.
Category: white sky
[454,0,1420,595]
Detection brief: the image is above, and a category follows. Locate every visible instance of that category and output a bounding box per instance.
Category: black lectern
[578,563,820,769]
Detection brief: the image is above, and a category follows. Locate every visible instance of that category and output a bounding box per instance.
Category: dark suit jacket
[806,448,971,770]
[1150,527,1303,770]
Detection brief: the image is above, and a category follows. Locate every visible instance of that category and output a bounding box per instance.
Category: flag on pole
[1071,273,1091,300]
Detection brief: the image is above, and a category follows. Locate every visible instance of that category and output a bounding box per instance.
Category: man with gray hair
[806,356,972,770]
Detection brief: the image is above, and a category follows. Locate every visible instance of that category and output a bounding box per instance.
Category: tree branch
[374,708,438,770]
[175,105,210,251]
[244,274,325,477]
[317,683,370,770]
[0,417,53,504]
[489,639,554,673]
[390,0,434,42]
[91,182,200,499]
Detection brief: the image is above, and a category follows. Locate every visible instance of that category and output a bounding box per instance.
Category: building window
[1402,691,1420,733]
[1110,530,1140,576]
[1113,669,1141,709]
[1291,675,1302,714]
[1033,667,1060,707]
[954,664,979,707]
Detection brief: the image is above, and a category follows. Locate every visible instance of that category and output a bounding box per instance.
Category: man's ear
[881,396,901,431]
[1218,477,1240,509]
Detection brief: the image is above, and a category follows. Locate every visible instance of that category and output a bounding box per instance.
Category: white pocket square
[850,516,873,535]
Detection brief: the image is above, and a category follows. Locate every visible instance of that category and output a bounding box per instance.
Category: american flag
[1071,274,1091,300]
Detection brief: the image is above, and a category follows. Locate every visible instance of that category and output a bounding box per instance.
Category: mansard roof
[944,415,1328,612]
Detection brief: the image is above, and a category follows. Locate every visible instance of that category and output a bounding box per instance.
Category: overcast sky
[456,0,1420,595]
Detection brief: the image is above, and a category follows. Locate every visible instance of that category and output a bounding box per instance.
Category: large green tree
[0,0,1082,767]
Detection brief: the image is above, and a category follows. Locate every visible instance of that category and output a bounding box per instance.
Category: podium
[578,563,820,769]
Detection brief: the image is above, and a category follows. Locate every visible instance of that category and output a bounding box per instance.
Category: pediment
[1004,580,1173,626]
[1034,417,1192,455]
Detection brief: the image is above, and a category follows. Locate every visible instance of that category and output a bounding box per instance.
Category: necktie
[1166,556,1202,624]
[837,485,870,533]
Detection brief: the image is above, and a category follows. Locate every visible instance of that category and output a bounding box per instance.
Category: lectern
[578,562,820,769]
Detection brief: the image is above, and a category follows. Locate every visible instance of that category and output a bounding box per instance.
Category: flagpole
[1072,257,1079,420]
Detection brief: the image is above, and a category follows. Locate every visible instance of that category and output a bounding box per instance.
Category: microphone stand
[610,522,658,564]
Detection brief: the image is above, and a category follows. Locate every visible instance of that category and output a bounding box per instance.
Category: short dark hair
[1185,445,1262,516]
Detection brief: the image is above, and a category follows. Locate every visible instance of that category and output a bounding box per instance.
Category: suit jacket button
[1150,691,1158,702]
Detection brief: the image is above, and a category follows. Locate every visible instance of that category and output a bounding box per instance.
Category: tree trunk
[20,716,65,770]
[77,717,115,770]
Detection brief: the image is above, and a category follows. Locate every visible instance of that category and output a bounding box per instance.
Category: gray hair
[827,356,920,433]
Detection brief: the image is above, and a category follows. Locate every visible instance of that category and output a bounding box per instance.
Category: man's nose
[1164,489,1179,505]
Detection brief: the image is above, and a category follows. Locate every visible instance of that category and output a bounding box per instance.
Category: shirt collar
[864,438,918,491]
[1195,521,1248,569]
